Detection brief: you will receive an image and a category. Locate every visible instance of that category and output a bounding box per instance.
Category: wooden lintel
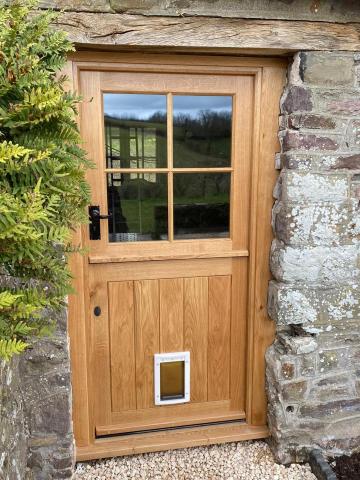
[55,12,360,53]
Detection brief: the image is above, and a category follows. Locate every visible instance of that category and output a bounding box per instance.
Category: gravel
[74,440,316,479]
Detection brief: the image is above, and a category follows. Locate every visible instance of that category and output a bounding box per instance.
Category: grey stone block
[280,171,349,203]
[300,52,355,87]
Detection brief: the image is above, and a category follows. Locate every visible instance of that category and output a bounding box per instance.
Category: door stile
[80,71,108,253]
[245,68,264,426]
[230,258,248,412]
[248,66,285,425]
[67,60,93,447]
[229,74,254,413]
[89,273,112,427]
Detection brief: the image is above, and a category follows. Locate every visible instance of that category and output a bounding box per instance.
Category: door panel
[109,281,136,412]
[208,275,231,401]
[83,68,253,437]
[80,70,254,260]
[135,279,160,410]
[159,278,184,352]
[89,262,245,435]
[183,276,208,403]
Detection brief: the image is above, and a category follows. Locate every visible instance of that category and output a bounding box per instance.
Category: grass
[119,194,229,235]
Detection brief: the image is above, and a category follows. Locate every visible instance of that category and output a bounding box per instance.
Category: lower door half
[89,257,247,437]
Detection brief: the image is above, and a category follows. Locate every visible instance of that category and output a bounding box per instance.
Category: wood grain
[208,276,231,401]
[57,13,360,52]
[184,277,208,403]
[66,59,91,447]
[247,66,285,425]
[76,423,269,461]
[100,399,244,435]
[70,56,285,457]
[134,279,160,409]
[90,277,112,427]
[49,0,360,24]
[90,259,232,282]
[109,281,136,412]
[159,278,184,352]
[230,259,248,412]
[89,250,249,264]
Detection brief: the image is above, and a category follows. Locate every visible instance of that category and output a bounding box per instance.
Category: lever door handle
[89,205,112,240]
[92,211,112,220]
[89,207,112,221]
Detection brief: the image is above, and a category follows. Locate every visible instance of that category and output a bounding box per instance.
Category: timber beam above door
[67,53,286,461]
[57,13,360,53]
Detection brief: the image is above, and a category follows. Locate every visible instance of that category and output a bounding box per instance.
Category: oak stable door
[80,67,254,438]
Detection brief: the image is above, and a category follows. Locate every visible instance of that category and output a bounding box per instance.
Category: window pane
[104,94,167,169]
[173,173,230,239]
[173,95,232,168]
[107,173,168,242]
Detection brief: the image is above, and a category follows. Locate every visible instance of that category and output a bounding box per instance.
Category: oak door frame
[66,52,287,460]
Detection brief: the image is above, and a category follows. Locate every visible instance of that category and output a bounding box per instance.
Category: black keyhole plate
[94,306,101,317]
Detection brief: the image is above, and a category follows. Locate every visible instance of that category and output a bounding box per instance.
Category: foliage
[0,0,91,360]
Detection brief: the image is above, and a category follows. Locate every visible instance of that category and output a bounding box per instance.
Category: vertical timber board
[66,60,91,447]
[230,259,248,412]
[248,65,286,425]
[68,225,90,446]
[109,281,136,412]
[208,276,231,401]
[230,73,254,413]
[183,277,208,403]
[80,70,112,435]
[159,278,184,352]
[135,280,160,410]
[90,274,112,427]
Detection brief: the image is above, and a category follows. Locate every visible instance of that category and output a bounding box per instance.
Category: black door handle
[89,206,112,240]
[89,206,112,221]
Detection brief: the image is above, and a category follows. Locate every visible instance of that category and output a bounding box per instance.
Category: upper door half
[80,71,254,263]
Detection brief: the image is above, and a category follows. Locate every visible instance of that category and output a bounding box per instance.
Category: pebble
[74,441,316,479]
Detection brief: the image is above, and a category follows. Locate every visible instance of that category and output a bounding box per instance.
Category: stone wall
[40,0,360,22]
[2,3,360,476]
[267,51,360,464]
[21,309,74,480]
[0,357,27,480]
[0,308,74,480]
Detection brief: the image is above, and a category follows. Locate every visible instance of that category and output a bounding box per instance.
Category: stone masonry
[20,308,74,480]
[267,51,360,464]
[2,3,360,476]
[0,307,74,480]
[0,357,27,480]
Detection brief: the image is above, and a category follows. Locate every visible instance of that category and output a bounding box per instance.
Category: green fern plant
[0,0,91,360]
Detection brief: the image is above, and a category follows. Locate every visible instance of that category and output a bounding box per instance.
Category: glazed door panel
[81,68,254,437]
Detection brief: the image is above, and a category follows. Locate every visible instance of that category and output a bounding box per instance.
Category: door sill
[76,423,269,461]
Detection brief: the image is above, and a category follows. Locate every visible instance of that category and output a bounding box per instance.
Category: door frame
[66,52,287,461]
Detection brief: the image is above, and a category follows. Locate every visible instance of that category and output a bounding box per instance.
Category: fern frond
[0,0,90,360]
[0,338,28,361]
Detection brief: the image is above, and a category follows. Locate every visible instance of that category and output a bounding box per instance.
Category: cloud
[103,94,232,120]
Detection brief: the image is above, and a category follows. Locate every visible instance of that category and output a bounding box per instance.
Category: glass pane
[107,173,168,242]
[173,173,230,239]
[173,95,232,168]
[160,361,185,400]
[104,94,167,169]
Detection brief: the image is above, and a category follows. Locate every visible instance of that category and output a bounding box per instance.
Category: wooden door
[74,58,284,446]
[82,70,251,436]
